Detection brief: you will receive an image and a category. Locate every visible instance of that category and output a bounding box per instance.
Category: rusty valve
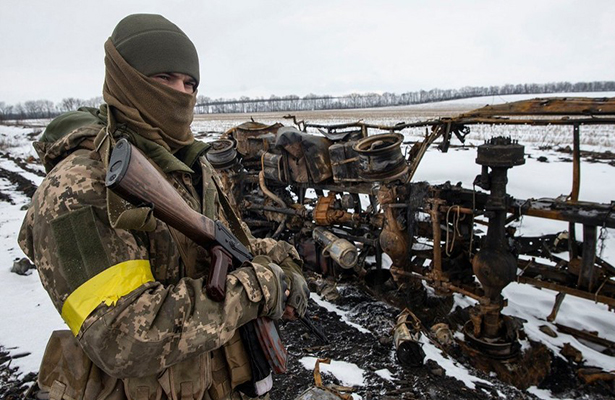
[314,193,358,226]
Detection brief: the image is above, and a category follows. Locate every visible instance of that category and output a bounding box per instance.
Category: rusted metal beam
[389,266,485,301]
[578,225,598,291]
[516,275,615,308]
[395,254,615,309]
[555,323,615,350]
[571,124,581,202]
[567,124,582,268]
[511,198,615,229]
[546,292,566,322]
[427,199,445,281]
[459,97,615,117]
[304,116,615,133]
[434,117,615,126]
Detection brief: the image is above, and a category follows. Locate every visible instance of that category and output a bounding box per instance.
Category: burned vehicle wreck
[206,97,615,388]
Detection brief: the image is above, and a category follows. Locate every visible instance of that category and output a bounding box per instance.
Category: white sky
[1,0,614,104]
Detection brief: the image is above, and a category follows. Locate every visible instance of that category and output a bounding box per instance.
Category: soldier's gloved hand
[253,255,288,320]
[279,258,310,319]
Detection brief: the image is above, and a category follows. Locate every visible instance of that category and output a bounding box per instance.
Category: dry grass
[0,137,16,150]
[193,106,469,123]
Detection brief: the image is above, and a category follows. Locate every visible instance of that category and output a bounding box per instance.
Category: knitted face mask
[103,39,196,152]
[110,14,199,87]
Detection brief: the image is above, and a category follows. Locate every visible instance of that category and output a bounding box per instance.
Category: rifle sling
[211,175,251,250]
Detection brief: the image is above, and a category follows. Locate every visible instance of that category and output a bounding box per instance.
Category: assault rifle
[105,138,286,374]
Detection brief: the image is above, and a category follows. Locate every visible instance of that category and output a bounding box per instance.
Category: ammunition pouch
[128,351,211,400]
[209,329,273,400]
[124,327,258,400]
[208,331,251,400]
[38,330,121,400]
[38,329,268,400]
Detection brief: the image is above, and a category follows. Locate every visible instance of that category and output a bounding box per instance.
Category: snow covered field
[1,93,614,399]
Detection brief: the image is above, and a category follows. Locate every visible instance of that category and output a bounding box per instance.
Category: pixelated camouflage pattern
[18,125,295,397]
[249,238,301,265]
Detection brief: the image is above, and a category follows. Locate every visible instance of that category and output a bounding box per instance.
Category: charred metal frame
[215,97,615,353]
[290,97,615,307]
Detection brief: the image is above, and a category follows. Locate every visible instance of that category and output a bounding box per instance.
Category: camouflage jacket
[19,108,300,398]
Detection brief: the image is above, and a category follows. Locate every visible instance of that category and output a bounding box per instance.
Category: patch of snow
[452,292,478,310]
[527,385,573,400]
[299,356,366,387]
[420,336,493,391]
[0,195,66,374]
[310,293,370,334]
[503,282,615,371]
[374,368,394,381]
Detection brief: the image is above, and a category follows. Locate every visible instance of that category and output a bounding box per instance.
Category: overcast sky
[1,0,613,105]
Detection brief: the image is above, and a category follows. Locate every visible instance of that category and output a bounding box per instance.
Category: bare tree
[12,103,26,121]
[60,97,85,112]
[39,100,56,118]
[0,102,11,121]
[83,97,103,108]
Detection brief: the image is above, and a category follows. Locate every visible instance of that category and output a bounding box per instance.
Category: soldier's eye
[185,81,196,92]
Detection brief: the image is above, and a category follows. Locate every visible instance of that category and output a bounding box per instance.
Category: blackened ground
[0,347,37,400]
[271,281,526,400]
[271,276,615,400]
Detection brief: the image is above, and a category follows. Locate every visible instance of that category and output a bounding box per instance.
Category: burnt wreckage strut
[465,137,525,358]
[208,97,615,370]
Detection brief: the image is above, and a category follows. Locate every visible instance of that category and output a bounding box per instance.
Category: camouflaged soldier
[19,14,309,400]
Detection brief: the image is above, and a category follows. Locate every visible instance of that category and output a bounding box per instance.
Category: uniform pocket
[157,352,212,400]
[123,375,163,400]
[39,330,120,400]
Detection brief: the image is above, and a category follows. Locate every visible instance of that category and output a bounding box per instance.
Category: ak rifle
[105,138,286,373]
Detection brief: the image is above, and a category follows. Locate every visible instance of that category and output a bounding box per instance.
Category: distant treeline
[195,81,615,114]
[2,81,614,120]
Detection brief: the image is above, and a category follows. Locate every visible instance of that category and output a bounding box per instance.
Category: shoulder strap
[211,173,251,249]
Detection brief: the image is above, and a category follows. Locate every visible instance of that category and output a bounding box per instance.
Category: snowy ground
[1,93,614,399]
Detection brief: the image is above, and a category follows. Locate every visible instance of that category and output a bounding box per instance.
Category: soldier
[19,14,308,400]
